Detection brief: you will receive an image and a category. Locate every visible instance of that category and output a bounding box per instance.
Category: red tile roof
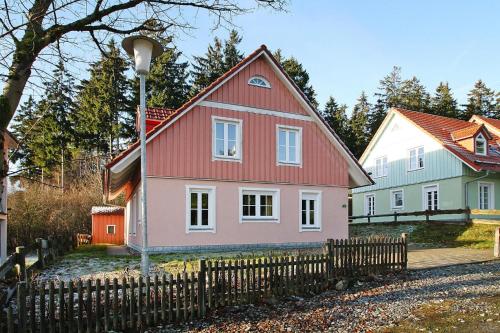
[471,115,500,129]
[450,123,483,141]
[394,108,500,171]
[145,107,176,121]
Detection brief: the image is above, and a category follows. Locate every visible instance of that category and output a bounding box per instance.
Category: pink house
[104,45,372,252]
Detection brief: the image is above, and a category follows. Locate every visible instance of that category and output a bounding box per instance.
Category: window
[423,185,439,211]
[212,117,242,161]
[374,156,388,178]
[129,193,137,234]
[248,75,271,88]
[300,191,321,231]
[277,125,302,165]
[239,188,280,222]
[365,194,375,216]
[391,189,404,210]
[409,146,424,171]
[475,133,487,156]
[479,182,494,209]
[186,186,216,232]
[107,225,116,235]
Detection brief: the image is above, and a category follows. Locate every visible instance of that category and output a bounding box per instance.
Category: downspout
[464,170,490,208]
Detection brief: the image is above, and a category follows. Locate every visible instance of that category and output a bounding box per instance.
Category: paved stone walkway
[408,247,496,269]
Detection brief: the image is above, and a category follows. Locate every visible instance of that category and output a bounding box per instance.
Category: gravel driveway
[154,260,500,333]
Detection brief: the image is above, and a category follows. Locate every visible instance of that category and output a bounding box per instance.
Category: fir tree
[223,30,244,72]
[375,66,403,110]
[274,49,319,108]
[461,80,497,119]
[348,92,370,158]
[11,96,40,175]
[73,40,133,156]
[367,98,386,139]
[399,76,430,112]
[322,96,349,140]
[430,82,459,118]
[190,37,225,96]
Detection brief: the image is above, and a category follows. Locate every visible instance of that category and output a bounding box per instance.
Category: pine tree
[322,96,349,140]
[375,66,403,110]
[223,30,244,72]
[274,49,319,108]
[348,92,370,158]
[429,82,459,118]
[11,96,40,175]
[461,80,497,119]
[367,98,386,139]
[190,37,225,96]
[73,39,133,156]
[399,76,430,112]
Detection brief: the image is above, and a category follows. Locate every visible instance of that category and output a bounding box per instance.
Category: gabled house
[352,108,500,222]
[104,45,372,252]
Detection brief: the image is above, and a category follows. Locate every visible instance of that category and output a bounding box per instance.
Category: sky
[17,0,500,115]
[169,0,500,113]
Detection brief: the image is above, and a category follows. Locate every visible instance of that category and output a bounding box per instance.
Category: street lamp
[122,35,163,276]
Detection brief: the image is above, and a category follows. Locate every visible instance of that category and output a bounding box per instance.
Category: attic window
[475,133,487,156]
[248,76,271,88]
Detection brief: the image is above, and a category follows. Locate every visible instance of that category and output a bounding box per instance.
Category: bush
[7,172,104,251]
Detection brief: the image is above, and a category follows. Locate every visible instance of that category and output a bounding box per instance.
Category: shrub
[7,172,104,251]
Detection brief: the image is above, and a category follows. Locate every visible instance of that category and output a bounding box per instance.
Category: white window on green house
[277,125,302,165]
[391,189,404,210]
[300,191,321,231]
[240,188,280,222]
[212,117,242,161]
[186,186,216,232]
[423,185,439,211]
[409,146,424,171]
[107,225,116,235]
[365,194,375,216]
[374,156,388,178]
[478,182,494,209]
[475,134,487,156]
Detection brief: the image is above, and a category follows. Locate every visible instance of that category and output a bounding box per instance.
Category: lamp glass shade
[133,39,154,74]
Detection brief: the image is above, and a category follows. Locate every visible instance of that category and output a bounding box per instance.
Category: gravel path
[153,260,500,333]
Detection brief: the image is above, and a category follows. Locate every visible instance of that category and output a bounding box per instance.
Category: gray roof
[91,206,124,215]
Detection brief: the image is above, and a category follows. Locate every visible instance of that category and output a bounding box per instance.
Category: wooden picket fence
[0,235,408,332]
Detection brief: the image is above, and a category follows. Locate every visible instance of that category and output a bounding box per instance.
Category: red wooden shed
[91,206,125,245]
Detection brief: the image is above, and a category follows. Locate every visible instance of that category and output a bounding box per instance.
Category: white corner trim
[239,187,281,223]
[185,185,216,233]
[298,190,322,232]
[200,101,313,122]
[211,115,243,162]
[276,124,303,167]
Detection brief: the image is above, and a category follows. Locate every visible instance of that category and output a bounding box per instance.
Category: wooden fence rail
[349,208,471,224]
[0,235,408,332]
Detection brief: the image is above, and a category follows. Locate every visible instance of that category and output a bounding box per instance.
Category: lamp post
[122,35,163,276]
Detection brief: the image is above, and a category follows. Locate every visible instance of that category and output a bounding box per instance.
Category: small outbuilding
[91,206,125,245]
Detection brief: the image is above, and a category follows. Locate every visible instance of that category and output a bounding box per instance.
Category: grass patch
[382,295,500,333]
[411,223,496,249]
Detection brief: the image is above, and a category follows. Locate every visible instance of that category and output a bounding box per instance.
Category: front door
[423,185,438,210]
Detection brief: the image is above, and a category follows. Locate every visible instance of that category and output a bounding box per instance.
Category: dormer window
[248,76,271,88]
[475,133,487,156]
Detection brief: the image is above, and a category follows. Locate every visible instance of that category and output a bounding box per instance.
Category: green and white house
[352,108,500,222]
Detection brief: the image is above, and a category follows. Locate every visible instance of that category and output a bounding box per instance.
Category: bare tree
[0,0,286,204]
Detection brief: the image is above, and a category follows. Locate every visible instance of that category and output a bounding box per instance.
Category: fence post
[198,258,206,317]
[47,235,55,261]
[401,233,408,270]
[425,210,430,223]
[465,207,471,223]
[17,281,27,333]
[325,239,333,282]
[36,238,44,269]
[393,212,398,223]
[494,227,499,258]
[15,246,26,282]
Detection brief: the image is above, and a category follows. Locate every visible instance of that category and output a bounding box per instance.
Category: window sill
[240,218,280,223]
[212,156,242,163]
[391,207,404,211]
[300,227,321,232]
[407,167,424,172]
[277,161,301,167]
[187,228,215,233]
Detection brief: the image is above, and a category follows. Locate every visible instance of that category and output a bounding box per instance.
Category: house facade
[104,45,372,252]
[352,108,500,222]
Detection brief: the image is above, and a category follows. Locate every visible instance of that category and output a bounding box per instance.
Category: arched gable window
[475,133,487,156]
[248,76,271,89]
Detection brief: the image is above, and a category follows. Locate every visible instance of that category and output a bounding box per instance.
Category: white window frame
[475,133,487,156]
[422,184,439,211]
[299,190,322,232]
[276,125,302,166]
[185,185,216,233]
[374,156,388,178]
[478,182,494,210]
[248,75,271,89]
[364,193,375,216]
[212,116,242,162]
[129,193,137,235]
[408,146,425,171]
[239,187,280,223]
[106,225,116,235]
[390,189,404,210]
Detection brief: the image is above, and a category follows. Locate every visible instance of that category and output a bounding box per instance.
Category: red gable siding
[206,56,309,116]
[146,105,348,187]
